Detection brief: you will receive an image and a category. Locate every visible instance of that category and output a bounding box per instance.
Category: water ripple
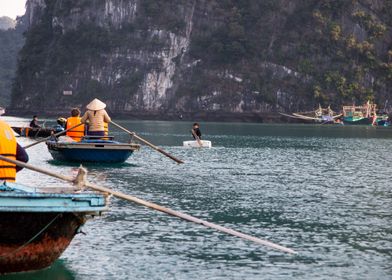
[3,117,392,280]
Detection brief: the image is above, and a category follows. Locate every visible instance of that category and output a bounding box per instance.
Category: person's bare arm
[103,110,111,123]
[80,112,88,123]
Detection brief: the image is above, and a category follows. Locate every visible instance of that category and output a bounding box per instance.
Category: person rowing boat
[29,115,41,128]
[191,123,202,141]
[184,123,211,148]
[191,122,202,147]
[81,98,111,137]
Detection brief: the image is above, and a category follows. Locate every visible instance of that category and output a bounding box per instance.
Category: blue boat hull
[46,140,139,163]
[342,117,372,125]
[48,147,134,163]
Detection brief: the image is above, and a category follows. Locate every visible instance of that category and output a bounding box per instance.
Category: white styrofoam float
[183,140,212,148]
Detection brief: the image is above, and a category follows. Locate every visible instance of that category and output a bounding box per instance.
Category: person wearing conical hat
[81,98,111,137]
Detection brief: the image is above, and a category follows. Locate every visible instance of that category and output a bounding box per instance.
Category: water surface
[2,117,392,279]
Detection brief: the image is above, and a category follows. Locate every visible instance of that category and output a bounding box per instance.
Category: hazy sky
[0,0,27,19]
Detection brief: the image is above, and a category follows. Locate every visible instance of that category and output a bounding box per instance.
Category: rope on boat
[0,213,60,259]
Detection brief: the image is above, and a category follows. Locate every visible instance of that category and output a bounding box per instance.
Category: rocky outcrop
[0,17,16,30]
[0,17,25,105]
[10,0,392,118]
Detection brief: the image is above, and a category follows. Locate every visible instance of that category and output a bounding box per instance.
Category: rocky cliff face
[0,17,25,106]
[11,0,392,118]
[0,17,16,30]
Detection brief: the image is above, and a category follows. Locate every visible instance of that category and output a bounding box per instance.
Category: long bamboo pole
[110,121,184,164]
[0,155,296,254]
[23,123,84,149]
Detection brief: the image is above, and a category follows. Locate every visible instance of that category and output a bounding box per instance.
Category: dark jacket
[16,144,29,172]
[29,120,40,128]
[192,128,201,140]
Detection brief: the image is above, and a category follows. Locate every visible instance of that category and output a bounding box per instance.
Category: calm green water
[2,117,392,280]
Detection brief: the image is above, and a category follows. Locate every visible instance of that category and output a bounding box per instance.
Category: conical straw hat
[86,98,106,111]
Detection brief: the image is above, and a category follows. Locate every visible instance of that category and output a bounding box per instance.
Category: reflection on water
[1,260,75,280]
[2,116,392,279]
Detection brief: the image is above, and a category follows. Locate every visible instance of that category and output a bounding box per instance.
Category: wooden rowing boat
[279,105,341,124]
[11,126,57,138]
[0,182,108,274]
[46,136,140,163]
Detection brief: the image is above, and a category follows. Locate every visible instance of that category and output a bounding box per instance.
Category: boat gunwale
[0,183,109,213]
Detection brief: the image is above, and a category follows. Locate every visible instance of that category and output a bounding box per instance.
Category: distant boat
[342,101,389,125]
[12,126,56,138]
[0,107,5,116]
[375,113,390,126]
[46,136,140,163]
[280,105,342,124]
[0,182,108,274]
[183,140,212,148]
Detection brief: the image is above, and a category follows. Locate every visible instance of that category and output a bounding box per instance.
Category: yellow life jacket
[66,117,85,141]
[104,122,108,136]
[0,120,17,182]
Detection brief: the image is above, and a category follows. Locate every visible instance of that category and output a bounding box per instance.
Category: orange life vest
[0,120,17,182]
[66,117,85,141]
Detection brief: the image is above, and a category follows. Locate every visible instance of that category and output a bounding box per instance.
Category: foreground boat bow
[0,182,108,274]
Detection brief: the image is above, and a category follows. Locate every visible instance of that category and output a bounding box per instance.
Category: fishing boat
[183,140,212,148]
[280,105,342,124]
[342,101,377,125]
[375,113,390,126]
[0,182,108,274]
[12,126,56,138]
[46,136,140,163]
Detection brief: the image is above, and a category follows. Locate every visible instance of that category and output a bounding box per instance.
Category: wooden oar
[23,122,84,149]
[0,155,296,254]
[110,121,184,164]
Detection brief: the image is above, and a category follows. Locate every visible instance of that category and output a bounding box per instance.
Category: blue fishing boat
[342,101,376,125]
[0,182,108,274]
[46,136,140,163]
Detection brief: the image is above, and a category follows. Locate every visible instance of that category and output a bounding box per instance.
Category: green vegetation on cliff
[188,0,392,108]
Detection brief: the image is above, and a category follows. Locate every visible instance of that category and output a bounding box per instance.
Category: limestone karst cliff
[10,0,392,119]
[0,17,25,105]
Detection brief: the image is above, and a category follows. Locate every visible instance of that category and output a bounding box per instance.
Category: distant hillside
[0,16,16,30]
[10,0,392,118]
[0,17,25,106]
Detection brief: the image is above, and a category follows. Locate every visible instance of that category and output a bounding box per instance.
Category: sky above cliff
[0,0,26,19]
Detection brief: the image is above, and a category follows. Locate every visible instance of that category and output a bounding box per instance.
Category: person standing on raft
[81,98,111,137]
[191,123,202,140]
